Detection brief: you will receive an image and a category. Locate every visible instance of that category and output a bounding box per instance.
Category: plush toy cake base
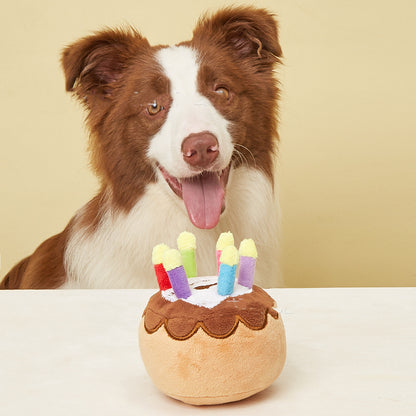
[139,277,286,405]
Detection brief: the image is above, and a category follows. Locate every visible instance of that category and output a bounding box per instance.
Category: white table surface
[0,288,415,415]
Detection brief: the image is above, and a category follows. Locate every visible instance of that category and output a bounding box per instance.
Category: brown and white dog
[1,6,282,289]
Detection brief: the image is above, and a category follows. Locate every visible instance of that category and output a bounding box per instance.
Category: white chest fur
[62,167,280,289]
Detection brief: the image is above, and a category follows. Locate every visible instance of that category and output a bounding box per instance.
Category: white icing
[161,276,252,309]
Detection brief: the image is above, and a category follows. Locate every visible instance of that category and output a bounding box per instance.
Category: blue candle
[217,246,239,296]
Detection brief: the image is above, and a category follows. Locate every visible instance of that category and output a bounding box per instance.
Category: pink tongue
[181,172,225,229]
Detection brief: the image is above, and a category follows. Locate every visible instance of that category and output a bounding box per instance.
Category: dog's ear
[61,27,149,99]
[192,7,282,71]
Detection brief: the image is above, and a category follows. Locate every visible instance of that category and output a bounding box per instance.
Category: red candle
[152,244,172,291]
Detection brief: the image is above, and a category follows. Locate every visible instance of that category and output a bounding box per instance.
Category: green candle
[177,231,197,278]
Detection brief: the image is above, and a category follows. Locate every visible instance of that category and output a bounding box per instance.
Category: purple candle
[237,239,258,289]
[162,249,191,299]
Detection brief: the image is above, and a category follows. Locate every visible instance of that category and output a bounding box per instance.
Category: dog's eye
[214,86,230,100]
[147,100,164,116]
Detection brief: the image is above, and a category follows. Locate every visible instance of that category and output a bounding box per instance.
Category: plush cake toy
[138,232,286,405]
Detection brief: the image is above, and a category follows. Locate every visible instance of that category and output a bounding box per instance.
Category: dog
[0,6,282,289]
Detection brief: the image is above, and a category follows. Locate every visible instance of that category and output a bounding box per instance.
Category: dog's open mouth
[158,165,230,229]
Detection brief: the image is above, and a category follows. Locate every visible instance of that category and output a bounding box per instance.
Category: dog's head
[62,7,282,229]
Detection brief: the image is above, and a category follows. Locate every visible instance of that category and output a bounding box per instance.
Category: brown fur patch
[1,225,70,289]
[0,257,30,289]
[191,6,282,183]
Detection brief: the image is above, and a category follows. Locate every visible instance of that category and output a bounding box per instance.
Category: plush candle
[237,239,258,289]
[152,244,172,291]
[177,231,197,278]
[216,232,234,274]
[162,249,192,299]
[217,245,239,296]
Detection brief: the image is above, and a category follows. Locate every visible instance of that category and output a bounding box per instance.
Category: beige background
[0,0,415,287]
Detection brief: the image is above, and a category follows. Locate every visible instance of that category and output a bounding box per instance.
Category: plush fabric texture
[237,255,256,288]
[217,263,237,296]
[180,249,197,278]
[139,285,286,405]
[142,285,278,339]
[139,313,286,405]
[153,264,171,291]
[215,232,235,274]
[165,265,191,299]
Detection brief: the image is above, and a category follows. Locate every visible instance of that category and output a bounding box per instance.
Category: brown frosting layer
[142,285,279,340]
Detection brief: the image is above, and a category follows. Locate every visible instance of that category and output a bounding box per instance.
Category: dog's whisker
[233,144,257,168]
[233,149,249,169]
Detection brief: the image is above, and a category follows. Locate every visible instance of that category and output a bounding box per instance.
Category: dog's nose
[182,132,219,169]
